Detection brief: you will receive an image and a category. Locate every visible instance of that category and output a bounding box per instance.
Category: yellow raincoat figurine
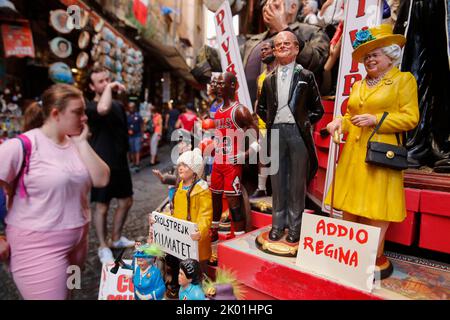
[164,147,213,299]
[325,24,419,279]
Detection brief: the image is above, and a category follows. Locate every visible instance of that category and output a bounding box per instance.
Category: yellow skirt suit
[324,67,419,222]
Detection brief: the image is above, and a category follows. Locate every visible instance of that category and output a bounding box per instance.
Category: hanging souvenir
[76,52,89,69]
[49,9,73,34]
[102,27,115,44]
[115,60,123,72]
[116,37,124,49]
[49,62,74,84]
[110,46,116,59]
[115,48,122,60]
[92,32,101,45]
[91,45,101,61]
[99,40,111,54]
[78,31,90,49]
[49,37,72,58]
[94,18,104,33]
[79,9,90,29]
[100,55,114,70]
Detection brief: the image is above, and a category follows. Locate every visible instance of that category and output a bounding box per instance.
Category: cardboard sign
[214,1,252,111]
[98,259,135,300]
[151,211,199,261]
[1,23,35,58]
[322,0,383,213]
[296,214,380,292]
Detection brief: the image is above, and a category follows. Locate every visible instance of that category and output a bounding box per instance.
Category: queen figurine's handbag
[365,112,409,170]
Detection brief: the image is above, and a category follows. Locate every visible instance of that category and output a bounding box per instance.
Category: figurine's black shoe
[250,189,267,199]
[286,230,300,243]
[269,227,284,241]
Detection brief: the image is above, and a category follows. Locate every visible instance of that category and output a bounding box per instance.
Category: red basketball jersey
[213,101,241,163]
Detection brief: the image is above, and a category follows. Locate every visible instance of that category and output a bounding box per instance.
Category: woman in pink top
[0,84,110,299]
[150,104,163,165]
[176,103,198,133]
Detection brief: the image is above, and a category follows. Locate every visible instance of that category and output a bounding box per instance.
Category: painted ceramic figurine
[203,267,244,300]
[256,30,324,255]
[178,259,205,300]
[325,24,419,279]
[120,243,166,300]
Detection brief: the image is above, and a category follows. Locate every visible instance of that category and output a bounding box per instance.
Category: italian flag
[133,0,149,26]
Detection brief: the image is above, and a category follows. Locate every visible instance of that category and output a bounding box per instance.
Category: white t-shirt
[0,128,92,231]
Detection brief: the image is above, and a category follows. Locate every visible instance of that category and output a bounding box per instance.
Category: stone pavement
[0,144,174,300]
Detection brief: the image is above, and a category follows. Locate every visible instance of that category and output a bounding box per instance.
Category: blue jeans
[129,136,142,153]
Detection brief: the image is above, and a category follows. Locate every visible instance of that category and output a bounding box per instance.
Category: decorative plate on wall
[49,37,72,58]
[49,9,74,34]
[49,62,74,84]
[76,52,89,69]
[78,31,90,49]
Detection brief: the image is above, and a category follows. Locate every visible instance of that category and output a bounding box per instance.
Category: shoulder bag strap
[367,112,402,146]
[367,112,388,143]
[15,134,32,198]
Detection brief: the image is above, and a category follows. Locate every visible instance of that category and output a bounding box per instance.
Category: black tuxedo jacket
[257,64,324,182]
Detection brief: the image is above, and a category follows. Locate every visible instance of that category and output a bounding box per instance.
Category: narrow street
[0,145,173,300]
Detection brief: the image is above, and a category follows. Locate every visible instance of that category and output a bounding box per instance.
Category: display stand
[217,226,450,300]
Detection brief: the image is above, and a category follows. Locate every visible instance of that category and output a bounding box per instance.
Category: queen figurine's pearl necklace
[366,70,389,87]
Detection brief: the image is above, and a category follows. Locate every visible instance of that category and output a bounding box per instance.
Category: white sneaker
[111,236,136,249]
[98,247,114,265]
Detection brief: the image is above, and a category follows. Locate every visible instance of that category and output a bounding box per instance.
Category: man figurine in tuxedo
[257,31,324,245]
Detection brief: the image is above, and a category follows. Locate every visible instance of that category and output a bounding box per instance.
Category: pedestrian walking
[0,84,110,299]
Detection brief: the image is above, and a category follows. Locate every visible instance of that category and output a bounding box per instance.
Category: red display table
[217,226,450,300]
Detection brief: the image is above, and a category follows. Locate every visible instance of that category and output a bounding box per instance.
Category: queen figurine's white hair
[381,44,403,66]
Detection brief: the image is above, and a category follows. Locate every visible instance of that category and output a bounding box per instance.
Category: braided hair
[171,169,199,222]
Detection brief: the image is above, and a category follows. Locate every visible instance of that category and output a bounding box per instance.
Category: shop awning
[142,38,201,89]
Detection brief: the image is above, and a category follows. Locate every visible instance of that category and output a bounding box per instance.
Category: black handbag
[365,112,408,171]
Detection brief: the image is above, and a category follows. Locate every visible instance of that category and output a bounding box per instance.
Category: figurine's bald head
[218,72,238,100]
[274,31,299,65]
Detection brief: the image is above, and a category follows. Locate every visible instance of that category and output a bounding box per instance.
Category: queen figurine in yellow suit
[325,24,419,279]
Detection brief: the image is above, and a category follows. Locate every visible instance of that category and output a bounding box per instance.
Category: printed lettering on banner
[214,1,252,111]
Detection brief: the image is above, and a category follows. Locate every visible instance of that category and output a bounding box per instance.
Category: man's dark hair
[87,65,109,85]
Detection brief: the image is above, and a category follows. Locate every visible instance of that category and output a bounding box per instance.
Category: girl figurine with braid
[163,148,213,299]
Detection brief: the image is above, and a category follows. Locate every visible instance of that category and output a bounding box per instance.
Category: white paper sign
[296,214,380,292]
[322,0,383,213]
[214,1,252,111]
[98,259,134,300]
[151,211,199,261]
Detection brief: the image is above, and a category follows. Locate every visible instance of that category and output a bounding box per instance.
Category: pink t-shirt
[0,128,92,231]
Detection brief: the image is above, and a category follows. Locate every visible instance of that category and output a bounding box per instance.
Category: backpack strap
[16,134,32,198]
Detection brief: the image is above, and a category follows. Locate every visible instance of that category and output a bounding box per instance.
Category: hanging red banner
[1,23,35,58]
